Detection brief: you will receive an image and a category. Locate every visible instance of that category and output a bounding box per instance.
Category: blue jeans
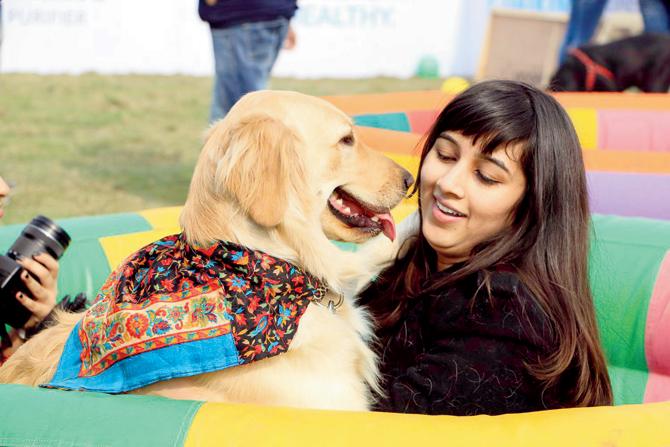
[558,0,609,64]
[639,0,670,32]
[209,17,289,122]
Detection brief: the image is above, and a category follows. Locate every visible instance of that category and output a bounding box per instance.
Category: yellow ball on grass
[441,77,470,94]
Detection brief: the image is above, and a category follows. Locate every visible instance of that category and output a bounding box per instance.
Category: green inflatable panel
[590,214,670,405]
[0,384,201,447]
[354,113,412,133]
[2,210,670,407]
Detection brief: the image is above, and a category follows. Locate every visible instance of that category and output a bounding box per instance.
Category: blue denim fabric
[558,0,609,64]
[638,0,670,32]
[44,321,241,393]
[209,16,289,122]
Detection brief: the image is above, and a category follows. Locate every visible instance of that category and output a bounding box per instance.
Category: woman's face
[420,131,527,270]
[0,176,10,220]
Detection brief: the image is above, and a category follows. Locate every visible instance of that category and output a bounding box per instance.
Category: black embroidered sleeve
[373,271,559,416]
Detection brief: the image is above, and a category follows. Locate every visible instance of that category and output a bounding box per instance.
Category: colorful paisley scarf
[44,233,326,393]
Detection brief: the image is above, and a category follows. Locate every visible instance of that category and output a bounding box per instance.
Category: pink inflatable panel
[646,373,670,403]
[598,110,670,152]
[406,110,439,134]
[645,252,670,403]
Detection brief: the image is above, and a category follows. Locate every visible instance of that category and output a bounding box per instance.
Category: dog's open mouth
[328,187,396,241]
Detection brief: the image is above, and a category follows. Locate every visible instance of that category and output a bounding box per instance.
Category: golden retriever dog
[0,90,413,411]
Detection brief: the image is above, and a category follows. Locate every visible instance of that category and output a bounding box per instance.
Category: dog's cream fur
[0,91,413,411]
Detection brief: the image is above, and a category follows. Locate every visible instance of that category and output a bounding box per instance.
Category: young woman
[359,80,613,415]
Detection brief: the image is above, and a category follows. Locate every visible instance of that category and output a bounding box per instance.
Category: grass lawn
[0,74,442,225]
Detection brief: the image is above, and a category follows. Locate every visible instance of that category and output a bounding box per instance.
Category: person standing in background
[638,0,670,32]
[558,0,670,64]
[199,0,297,123]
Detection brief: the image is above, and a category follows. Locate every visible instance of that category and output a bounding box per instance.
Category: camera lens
[28,215,70,252]
[7,215,71,261]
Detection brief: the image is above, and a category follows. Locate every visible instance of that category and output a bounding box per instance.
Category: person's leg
[233,17,289,97]
[208,17,289,123]
[558,0,609,64]
[209,26,243,123]
[639,0,670,32]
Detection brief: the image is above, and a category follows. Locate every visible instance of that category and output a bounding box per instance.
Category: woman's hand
[15,253,59,329]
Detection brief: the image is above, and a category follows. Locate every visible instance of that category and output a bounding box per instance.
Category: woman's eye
[436,152,456,162]
[475,170,499,185]
[340,134,355,146]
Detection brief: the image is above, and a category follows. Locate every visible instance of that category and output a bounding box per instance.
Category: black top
[360,267,572,415]
[198,0,297,29]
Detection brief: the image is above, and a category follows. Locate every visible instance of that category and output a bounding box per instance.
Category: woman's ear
[214,114,303,227]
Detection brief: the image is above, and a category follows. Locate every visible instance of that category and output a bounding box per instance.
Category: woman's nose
[435,166,465,199]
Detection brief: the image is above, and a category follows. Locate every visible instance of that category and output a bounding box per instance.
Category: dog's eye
[339,134,355,146]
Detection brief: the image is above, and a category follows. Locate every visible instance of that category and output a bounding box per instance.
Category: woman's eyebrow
[480,154,510,174]
[437,132,459,147]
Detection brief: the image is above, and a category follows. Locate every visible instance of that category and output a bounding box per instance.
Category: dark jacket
[360,267,572,415]
[198,0,297,29]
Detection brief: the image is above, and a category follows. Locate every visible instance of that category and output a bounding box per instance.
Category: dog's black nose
[402,170,415,191]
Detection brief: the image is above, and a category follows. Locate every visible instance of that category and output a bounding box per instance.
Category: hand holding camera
[1,175,73,362]
[13,253,59,329]
[0,215,70,331]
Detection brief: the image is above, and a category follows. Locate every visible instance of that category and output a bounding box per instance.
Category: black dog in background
[549,33,670,92]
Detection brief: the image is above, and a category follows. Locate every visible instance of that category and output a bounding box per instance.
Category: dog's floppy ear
[214,114,304,228]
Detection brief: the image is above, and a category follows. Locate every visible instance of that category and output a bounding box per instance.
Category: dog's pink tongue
[376,212,396,241]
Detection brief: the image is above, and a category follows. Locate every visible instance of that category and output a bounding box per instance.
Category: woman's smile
[431,197,467,223]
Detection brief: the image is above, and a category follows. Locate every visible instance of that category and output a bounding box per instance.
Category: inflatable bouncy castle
[0,91,669,446]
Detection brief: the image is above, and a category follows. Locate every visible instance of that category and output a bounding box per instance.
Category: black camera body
[0,216,71,328]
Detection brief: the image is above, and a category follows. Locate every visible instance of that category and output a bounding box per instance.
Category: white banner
[0,0,640,78]
[1,0,212,75]
[273,0,464,78]
[0,0,473,78]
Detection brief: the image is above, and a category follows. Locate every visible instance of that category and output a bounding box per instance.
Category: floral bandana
[44,233,326,393]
